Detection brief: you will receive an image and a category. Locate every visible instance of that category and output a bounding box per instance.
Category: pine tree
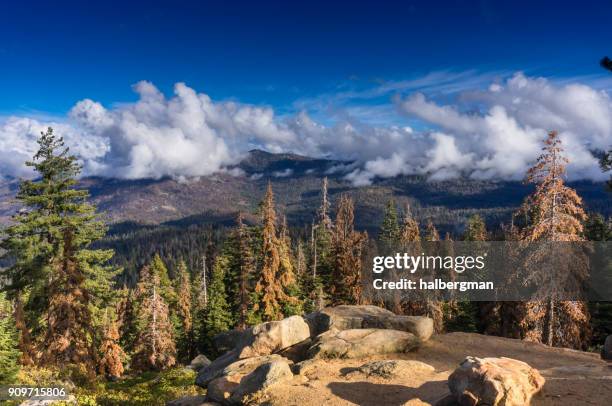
[311,178,334,303]
[295,241,307,278]
[584,213,612,346]
[330,195,367,305]
[231,212,256,330]
[132,266,176,371]
[41,228,97,369]
[98,310,125,380]
[378,199,402,313]
[13,295,33,366]
[461,215,495,334]
[203,255,233,355]
[423,219,444,332]
[192,255,209,354]
[424,219,440,242]
[252,183,299,321]
[379,199,401,248]
[116,285,137,353]
[464,214,487,241]
[0,292,20,384]
[585,213,610,241]
[150,254,176,306]
[0,128,118,369]
[279,215,303,317]
[318,177,333,230]
[176,261,193,361]
[398,204,423,315]
[518,131,590,349]
[400,204,420,246]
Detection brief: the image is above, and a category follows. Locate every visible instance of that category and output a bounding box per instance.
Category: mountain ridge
[0,150,609,234]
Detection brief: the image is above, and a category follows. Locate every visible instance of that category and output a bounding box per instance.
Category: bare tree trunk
[546,298,555,346]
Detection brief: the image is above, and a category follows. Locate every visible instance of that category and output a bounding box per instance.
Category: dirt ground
[260,332,612,406]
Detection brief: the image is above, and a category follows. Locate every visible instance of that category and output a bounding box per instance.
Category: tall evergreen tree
[252,183,299,321]
[318,177,333,230]
[116,285,137,354]
[398,204,423,315]
[203,255,233,355]
[310,178,333,305]
[176,261,193,361]
[192,255,209,355]
[421,219,444,332]
[150,253,176,306]
[518,131,590,349]
[13,295,34,366]
[584,213,612,345]
[330,195,367,305]
[0,292,20,384]
[378,199,402,313]
[0,128,117,369]
[132,265,176,371]
[424,219,440,242]
[461,215,494,334]
[234,213,254,330]
[279,215,303,317]
[464,214,487,241]
[98,310,125,380]
[400,204,420,246]
[585,213,610,241]
[379,199,401,247]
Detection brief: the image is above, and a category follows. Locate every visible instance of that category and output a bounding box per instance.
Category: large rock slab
[228,359,293,404]
[308,328,420,359]
[196,350,239,387]
[362,314,433,342]
[207,376,241,403]
[602,335,612,361]
[188,354,212,372]
[306,305,433,342]
[446,356,545,406]
[200,353,290,394]
[238,315,311,359]
[306,305,395,335]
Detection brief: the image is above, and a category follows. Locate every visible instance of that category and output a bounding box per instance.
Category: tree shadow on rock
[327,380,448,406]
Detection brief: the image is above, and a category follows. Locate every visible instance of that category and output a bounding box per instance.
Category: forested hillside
[0,129,610,405]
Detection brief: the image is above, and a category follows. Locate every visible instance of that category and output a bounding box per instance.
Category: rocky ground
[262,332,611,406]
[176,306,612,406]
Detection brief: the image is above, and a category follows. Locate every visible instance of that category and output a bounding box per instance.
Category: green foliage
[132,264,176,371]
[584,213,610,241]
[443,301,479,333]
[93,368,202,406]
[0,128,118,367]
[0,292,20,384]
[15,366,202,406]
[174,260,193,362]
[150,254,176,306]
[202,255,233,355]
[379,199,401,251]
[463,214,488,241]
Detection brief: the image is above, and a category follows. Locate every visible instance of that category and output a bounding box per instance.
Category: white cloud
[0,73,610,185]
[272,168,293,178]
[392,73,611,183]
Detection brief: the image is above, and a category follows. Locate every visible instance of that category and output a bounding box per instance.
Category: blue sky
[1,1,612,183]
[1,0,612,117]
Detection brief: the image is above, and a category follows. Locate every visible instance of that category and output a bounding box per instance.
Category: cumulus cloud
[0,73,610,185]
[393,73,610,182]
